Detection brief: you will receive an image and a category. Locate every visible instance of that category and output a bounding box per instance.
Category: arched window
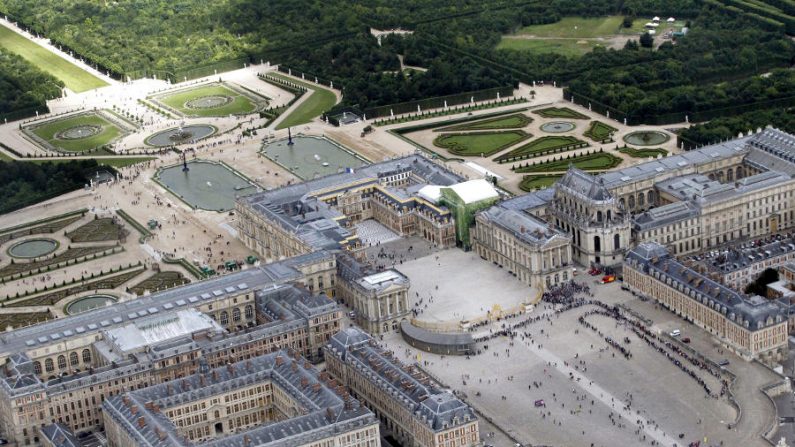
[736,166,744,179]
[727,169,734,182]
[33,361,41,374]
[70,352,79,366]
[638,193,645,207]
[614,234,620,250]
[607,210,612,221]
[82,349,92,364]
[647,190,654,206]
[245,305,254,320]
[57,355,66,370]
[628,196,635,209]
[233,308,241,322]
[45,358,54,373]
[596,211,602,222]
[220,311,229,326]
[619,198,625,209]
[594,236,601,253]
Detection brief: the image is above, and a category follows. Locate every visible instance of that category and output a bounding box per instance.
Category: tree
[622,16,634,28]
[639,32,654,48]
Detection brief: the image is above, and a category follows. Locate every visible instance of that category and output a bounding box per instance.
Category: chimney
[212,370,219,381]
[227,364,235,375]
[144,401,153,410]
[291,362,298,372]
[303,361,312,369]
[131,405,138,415]
[137,417,146,428]
[326,408,335,420]
[275,356,284,366]
[244,435,251,447]
[300,377,309,387]
[312,383,322,393]
[122,396,131,407]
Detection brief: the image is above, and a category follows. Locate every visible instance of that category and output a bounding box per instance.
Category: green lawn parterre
[153,83,262,117]
[497,38,605,56]
[519,174,561,191]
[618,147,669,158]
[0,25,107,92]
[495,135,586,162]
[269,73,338,130]
[533,107,590,119]
[583,121,618,142]
[436,113,532,131]
[28,113,122,153]
[516,152,622,173]
[433,130,531,156]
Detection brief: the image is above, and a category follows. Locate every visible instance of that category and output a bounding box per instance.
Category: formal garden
[128,271,190,295]
[263,73,337,129]
[583,121,618,142]
[4,267,144,307]
[533,107,589,120]
[65,217,129,242]
[519,174,562,192]
[150,82,267,117]
[514,150,622,173]
[495,135,587,162]
[618,146,669,158]
[24,112,128,153]
[433,130,531,157]
[0,244,122,280]
[0,311,53,328]
[436,113,532,131]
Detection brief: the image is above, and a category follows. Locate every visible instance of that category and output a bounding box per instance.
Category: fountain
[261,136,366,180]
[145,124,216,147]
[287,127,295,146]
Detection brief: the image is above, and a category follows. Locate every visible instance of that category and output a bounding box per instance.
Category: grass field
[436,113,532,131]
[0,25,106,93]
[29,113,122,153]
[520,174,561,191]
[155,84,259,117]
[516,152,622,173]
[496,135,585,161]
[618,147,668,158]
[534,107,590,119]
[513,16,645,38]
[270,73,338,130]
[497,38,605,56]
[583,121,618,141]
[433,131,531,156]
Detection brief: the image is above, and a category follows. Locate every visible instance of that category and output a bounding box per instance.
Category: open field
[496,135,586,161]
[512,16,644,38]
[270,73,338,129]
[497,38,605,56]
[27,113,122,153]
[436,113,532,131]
[154,83,260,117]
[583,120,617,141]
[0,25,106,92]
[434,130,531,157]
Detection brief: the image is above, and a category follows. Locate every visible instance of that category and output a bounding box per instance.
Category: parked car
[534,399,545,407]
[682,337,691,343]
[600,275,616,284]
[718,359,730,366]
[670,329,681,337]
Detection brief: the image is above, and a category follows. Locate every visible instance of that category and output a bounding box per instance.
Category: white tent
[652,16,660,21]
[649,22,659,27]
[645,22,655,28]
[667,17,675,23]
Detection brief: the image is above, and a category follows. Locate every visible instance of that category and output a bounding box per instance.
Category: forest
[0,160,100,214]
[0,47,62,116]
[0,0,793,129]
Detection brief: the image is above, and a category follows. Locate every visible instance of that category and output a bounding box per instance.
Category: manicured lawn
[583,121,618,141]
[433,131,531,157]
[618,147,669,158]
[155,83,260,117]
[129,271,189,295]
[520,175,561,191]
[495,135,586,161]
[533,107,589,119]
[436,113,532,131]
[270,73,338,129]
[497,38,604,56]
[29,113,122,152]
[513,16,627,38]
[0,25,107,92]
[516,152,622,173]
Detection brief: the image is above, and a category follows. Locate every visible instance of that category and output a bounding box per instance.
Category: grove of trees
[0,160,100,214]
[0,47,62,116]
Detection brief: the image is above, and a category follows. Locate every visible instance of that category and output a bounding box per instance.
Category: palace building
[624,242,788,363]
[102,351,379,447]
[325,328,479,447]
[0,252,342,446]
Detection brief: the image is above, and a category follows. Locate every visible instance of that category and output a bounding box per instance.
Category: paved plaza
[396,248,535,323]
[377,280,781,447]
[355,219,401,246]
